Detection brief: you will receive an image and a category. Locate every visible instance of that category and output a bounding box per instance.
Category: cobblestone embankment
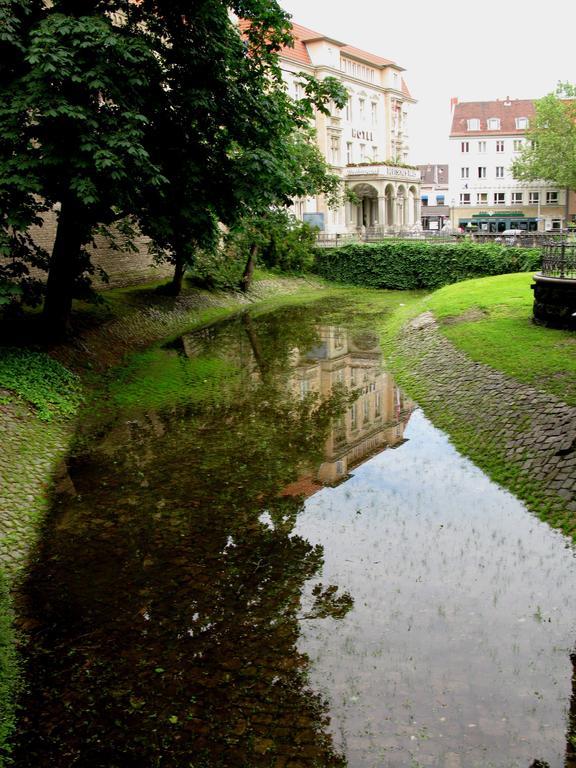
[395,312,576,533]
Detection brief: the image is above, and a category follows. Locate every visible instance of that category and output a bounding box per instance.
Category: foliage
[0,568,20,768]
[225,211,318,279]
[0,348,82,420]
[512,83,576,189]
[313,240,540,290]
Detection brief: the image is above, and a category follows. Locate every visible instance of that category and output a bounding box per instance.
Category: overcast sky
[280,0,576,165]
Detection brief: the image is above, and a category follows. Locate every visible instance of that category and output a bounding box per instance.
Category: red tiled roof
[340,44,396,68]
[279,21,399,70]
[401,78,412,99]
[450,99,536,136]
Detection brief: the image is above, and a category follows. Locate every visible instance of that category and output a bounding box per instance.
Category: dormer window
[467,118,480,131]
[487,118,500,130]
[516,117,529,129]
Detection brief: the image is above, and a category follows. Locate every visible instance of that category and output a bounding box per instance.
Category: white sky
[280,0,576,164]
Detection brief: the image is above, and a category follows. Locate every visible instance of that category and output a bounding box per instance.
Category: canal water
[15,298,576,768]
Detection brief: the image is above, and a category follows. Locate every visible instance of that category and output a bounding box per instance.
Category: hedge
[313,241,541,290]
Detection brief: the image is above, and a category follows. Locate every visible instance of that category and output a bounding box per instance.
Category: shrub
[313,240,540,290]
[0,349,82,420]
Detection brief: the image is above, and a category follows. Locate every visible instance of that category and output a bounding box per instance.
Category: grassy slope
[384,272,576,405]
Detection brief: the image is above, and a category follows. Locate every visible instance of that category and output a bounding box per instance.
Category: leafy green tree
[136,7,347,295]
[0,0,347,328]
[512,84,576,190]
[0,0,167,334]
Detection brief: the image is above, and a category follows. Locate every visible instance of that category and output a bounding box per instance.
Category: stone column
[378,196,386,228]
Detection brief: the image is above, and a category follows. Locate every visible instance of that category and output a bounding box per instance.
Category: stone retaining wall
[5,210,172,290]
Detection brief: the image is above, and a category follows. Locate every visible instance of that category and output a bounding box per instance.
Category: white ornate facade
[279,23,421,233]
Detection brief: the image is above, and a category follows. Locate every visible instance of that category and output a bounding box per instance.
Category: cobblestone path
[0,395,70,579]
[396,312,576,531]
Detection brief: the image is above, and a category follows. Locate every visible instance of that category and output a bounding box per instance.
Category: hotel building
[278,23,421,234]
[449,99,568,233]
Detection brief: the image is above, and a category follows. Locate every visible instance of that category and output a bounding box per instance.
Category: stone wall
[9,210,172,290]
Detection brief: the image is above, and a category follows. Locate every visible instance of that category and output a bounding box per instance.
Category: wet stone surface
[12,300,576,768]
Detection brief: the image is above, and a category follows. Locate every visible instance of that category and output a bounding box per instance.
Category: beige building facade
[279,23,421,234]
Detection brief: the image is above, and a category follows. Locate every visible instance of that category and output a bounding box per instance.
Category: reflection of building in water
[285,326,414,494]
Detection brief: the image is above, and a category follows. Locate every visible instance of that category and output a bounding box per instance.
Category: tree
[0,0,347,330]
[512,84,576,190]
[136,7,347,295]
[0,0,167,335]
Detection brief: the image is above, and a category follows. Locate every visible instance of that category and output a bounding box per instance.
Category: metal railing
[316,229,575,249]
[541,241,576,279]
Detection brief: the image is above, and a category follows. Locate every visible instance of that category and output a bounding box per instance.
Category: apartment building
[449,99,567,233]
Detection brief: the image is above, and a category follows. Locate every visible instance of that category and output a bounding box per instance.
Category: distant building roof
[450,99,535,136]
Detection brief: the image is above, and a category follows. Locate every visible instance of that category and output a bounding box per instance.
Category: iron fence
[541,241,576,279]
[316,229,576,249]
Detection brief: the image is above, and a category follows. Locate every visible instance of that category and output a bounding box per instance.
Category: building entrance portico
[346,169,421,232]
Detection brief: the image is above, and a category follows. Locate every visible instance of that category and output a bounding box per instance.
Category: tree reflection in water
[16,307,356,768]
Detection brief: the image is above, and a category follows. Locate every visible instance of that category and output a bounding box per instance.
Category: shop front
[458,212,538,233]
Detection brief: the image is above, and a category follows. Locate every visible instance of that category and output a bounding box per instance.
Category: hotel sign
[352,129,374,141]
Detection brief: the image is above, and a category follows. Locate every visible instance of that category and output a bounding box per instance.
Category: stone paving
[396,312,576,528]
[0,394,71,580]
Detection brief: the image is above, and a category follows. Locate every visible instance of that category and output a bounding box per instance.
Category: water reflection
[16,308,367,768]
[296,410,576,768]
[14,302,576,768]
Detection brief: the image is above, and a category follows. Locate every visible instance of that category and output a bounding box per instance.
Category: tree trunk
[42,199,88,339]
[240,243,258,293]
[168,254,186,296]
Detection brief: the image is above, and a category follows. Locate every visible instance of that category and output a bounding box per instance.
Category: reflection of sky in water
[297,409,576,768]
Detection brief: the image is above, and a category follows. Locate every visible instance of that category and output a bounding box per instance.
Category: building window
[551,219,562,230]
[461,167,469,179]
[478,141,487,153]
[359,98,365,117]
[513,139,523,152]
[478,167,486,178]
[375,392,381,417]
[476,192,488,205]
[461,141,469,152]
[359,144,366,161]
[516,117,529,129]
[529,191,539,204]
[371,102,377,125]
[460,193,471,205]
[329,135,340,165]
[346,142,353,164]
[496,140,504,152]
[496,166,504,178]
[512,192,523,204]
[436,195,445,205]
[546,191,559,205]
[372,145,378,159]
[467,118,480,130]
[487,118,501,130]
[421,196,428,206]
[345,97,352,121]
[493,192,505,205]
